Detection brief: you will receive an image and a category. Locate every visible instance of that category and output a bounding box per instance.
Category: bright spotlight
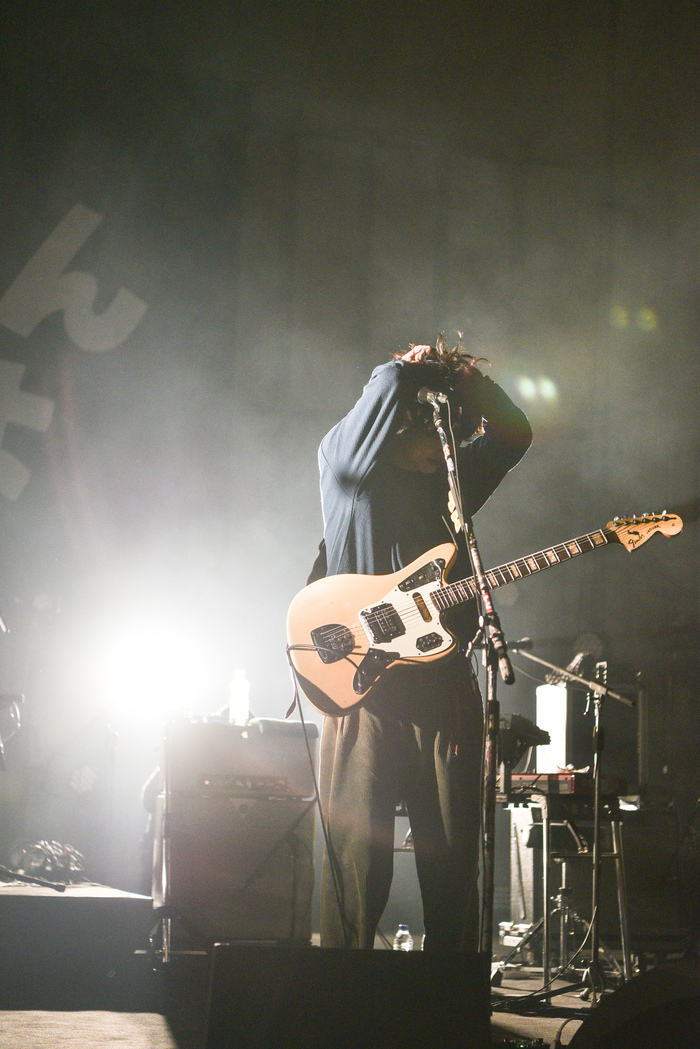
[516,374,558,405]
[609,305,629,329]
[538,377,558,401]
[636,307,658,332]
[82,611,215,723]
[516,376,538,400]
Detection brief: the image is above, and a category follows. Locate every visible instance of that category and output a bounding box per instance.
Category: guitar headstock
[607,512,683,552]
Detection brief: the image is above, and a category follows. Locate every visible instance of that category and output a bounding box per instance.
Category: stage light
[609,303,659,332]
[636,306,658,331]
[69,764,98,794]
[81,609,217,724]
[515,374,558,404]
[610,305,629,329]
[538,377,558,402]
[516,376,538,400]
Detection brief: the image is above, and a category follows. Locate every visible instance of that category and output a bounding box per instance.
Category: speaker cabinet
[0,884,153,1009]
[163,717,317,800]
[153,718,317,944]
[569,959,700,1048]
[511,803,697,950]
[565,807,694,946]
[204,944,491,1049]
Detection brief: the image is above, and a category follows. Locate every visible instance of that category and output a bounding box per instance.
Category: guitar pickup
[359,603,406,644]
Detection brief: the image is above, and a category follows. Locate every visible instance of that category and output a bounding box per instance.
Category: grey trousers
[319,654,484,950]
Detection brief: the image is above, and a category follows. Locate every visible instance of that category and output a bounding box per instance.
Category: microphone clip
[416,386,449,406]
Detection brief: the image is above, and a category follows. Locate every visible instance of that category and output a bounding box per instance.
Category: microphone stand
[427,397,514,961]
[510,643,634,1002]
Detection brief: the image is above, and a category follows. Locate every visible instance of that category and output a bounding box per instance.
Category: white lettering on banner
[0,204,149,499]
[0,360,54,501]
[0,204,148,352]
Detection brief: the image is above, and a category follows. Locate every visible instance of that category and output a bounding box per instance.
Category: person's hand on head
[399,344,434,364]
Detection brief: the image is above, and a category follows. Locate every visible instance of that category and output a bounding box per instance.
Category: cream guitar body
[286,514,682,716]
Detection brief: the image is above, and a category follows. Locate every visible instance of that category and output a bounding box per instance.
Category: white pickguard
[358,578,454,662]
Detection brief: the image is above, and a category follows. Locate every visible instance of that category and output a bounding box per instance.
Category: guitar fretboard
[431,528,613,612]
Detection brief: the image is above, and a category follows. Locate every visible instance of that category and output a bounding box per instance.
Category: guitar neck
[433,527,615,611]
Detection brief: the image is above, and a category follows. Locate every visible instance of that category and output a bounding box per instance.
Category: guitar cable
[490,905,600,1012]
[285,650,359,949]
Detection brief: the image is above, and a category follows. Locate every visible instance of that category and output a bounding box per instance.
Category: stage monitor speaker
[204,944,491,1049]
[153,718,317,944]
[569,959,700,1048]
[0,884,153,1009]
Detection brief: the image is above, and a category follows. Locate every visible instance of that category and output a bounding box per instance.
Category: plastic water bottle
[392,924,413,951]
[228,668,250,725]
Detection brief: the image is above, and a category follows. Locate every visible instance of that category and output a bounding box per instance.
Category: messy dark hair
[394,331,488,434]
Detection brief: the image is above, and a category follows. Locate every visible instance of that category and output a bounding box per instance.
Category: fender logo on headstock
[611,512,683,552]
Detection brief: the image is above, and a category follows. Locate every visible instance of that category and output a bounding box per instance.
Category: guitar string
[306,521,660,652]
[314,530,611,647]
[315,532,614,651]
[287,517,662,686]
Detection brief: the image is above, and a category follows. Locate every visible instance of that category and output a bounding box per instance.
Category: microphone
[509,637,533,652]
[417,387,449,405]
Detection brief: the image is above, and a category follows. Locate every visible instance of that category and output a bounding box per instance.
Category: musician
[314,335,532,950]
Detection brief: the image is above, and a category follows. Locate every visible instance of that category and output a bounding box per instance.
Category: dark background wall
[0,1,697,923]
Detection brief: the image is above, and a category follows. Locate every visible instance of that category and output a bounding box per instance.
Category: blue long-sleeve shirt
[319,360,532,591]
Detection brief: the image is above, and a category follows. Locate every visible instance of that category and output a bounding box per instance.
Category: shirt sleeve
[319,360,427,493]
[456,376,532,516]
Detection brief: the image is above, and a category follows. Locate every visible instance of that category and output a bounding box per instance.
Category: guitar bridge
[310,624,355,664]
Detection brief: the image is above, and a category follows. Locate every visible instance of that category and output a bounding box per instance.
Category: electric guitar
[286,513,682,716]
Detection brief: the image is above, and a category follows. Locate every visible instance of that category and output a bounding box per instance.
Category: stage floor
[0,1006,586,1049]
[1,881,697,1047]
[4,961,700,1048]
[0,968,593,1049]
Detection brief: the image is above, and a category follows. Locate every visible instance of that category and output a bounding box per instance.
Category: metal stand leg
[162,916,171,965]
[538,800,632,995]
[542,805,551,984]
[556,862,573,972]
[611,819,632,981]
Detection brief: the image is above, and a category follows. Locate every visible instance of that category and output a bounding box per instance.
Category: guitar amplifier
[164,717,317,800]
[153,718,318,944]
